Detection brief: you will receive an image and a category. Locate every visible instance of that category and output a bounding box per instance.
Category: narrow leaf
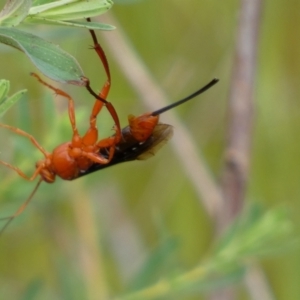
[0,80,26,118]
[25,18,115,30]
[0,0,31,27]
[0,79,9,102]
[28,0,113,21]
[32,0,52,6]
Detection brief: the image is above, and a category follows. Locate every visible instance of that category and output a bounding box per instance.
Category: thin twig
[220,0,263,227]
[244,263,275,300]
[211,1,274,300]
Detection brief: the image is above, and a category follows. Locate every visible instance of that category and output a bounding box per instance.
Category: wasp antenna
[0,178,43,236]
[151,78,219,116]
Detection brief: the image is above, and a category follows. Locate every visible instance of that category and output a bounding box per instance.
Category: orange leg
[0,128,44,234]
[88,19,111,94]
[0,123,48,157]
[31,73,81,145]
[0,123,48,180]
[87,19,121,136]
[82,150,111,165]
[89,28,110,80]
[82,22,122,160]
[95,135,118,162]
[84,75,121,139]
[0,159,44,181]
[82,102,121,157]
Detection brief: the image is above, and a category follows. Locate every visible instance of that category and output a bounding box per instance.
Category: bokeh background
[0,0,300,299]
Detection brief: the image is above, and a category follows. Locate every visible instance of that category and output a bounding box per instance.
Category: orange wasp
[77,78,218,177]
[0,25,218,234]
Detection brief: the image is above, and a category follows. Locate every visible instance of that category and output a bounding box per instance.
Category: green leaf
[0,79,9,102]
[214,204,296,263]
[0,27,85,85]
[0,79,26,118]
[0,0,31,27]
[32,0,51,5]
[28,0,113,21]
[24,18,115,30]
[0,0,115,30]
[32,0,53,6]
[24,0,114,30]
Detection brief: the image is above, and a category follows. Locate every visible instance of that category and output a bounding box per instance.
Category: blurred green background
[0,0,300,299]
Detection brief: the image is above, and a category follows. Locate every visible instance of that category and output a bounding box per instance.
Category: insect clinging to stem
[0,67,124,233]
[0,76,218,234]
[0,23,219,234]
[0,22,122,234]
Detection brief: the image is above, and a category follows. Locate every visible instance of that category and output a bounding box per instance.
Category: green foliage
[0,0,31,27]
[27,0,115,30]
[0,79,26,117]
[0,0,114,84]
[117,205,296,300]
[0,0,114,29]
